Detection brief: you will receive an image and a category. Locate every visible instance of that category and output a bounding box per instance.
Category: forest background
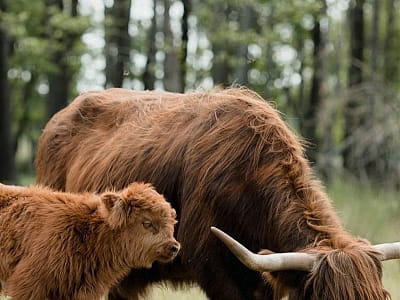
[0,0,399,298]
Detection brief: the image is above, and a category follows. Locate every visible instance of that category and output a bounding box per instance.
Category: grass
[328,179,400,299]
[1,179,399,299]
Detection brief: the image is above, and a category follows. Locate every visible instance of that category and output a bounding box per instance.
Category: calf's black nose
[170,245,179,254]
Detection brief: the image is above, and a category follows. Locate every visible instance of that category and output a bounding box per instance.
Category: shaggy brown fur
[36,88,389,299]
[0,182,179,300]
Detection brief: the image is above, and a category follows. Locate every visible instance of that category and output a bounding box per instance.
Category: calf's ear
[101,192,130,228]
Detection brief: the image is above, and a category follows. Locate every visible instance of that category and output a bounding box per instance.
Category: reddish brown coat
[0,183,179,300]
[36,88,388,299]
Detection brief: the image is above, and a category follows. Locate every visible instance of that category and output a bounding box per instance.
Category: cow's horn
[210,227,316,272]
[374,242,400,261]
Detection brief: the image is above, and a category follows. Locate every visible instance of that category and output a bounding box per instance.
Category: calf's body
[0,183,179,300]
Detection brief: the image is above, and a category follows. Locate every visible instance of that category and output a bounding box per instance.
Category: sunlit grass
[328,178,400,299]
[143,284,206,300]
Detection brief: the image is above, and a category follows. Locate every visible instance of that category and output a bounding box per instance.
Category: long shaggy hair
[0,183,179,300]
[304,243,389,300]
[36,87,389,299]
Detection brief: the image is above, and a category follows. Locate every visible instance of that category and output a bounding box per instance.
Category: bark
[46,0,80,119]
[14,73,38,153]
[343,0,365,171]
[211,4,233,86]
[264,2,275,95]
[234,5,255,85]
[104,0,132,88]
[295,35,305,119]
[47,51,72,118]
[303,3,327,163]
[367,0,380,116]
[0,0,16,182]
[180,0,191,92]
[163,0,182,92]
[347,0,365,88]
[383,0,397,83]
[143,0,157,90]
[370,0,380,77]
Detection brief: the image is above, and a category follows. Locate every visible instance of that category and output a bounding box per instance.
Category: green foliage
[2,0,89,180]
[2,0,399,185]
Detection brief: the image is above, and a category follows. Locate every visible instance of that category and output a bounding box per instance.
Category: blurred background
[0,0,399,298]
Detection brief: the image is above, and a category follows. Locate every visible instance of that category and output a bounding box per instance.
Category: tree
[180,0,191,92]
[383,0,399,84]
[104,0,132,88]
[163,0,182,92]
[370,0,380,79]
[343,0,365,172]
[45,0,88,119]
[143,0,157,90]
[233,5,256,85]
[302,2,328,163]
[209,3,234,86]
[162,0,191,92]
[0,0,16,182]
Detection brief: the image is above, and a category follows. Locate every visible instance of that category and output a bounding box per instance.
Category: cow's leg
[192,259,268,300]
[108,284,141,300]
[108,258,271,300]
[108,267,166,300]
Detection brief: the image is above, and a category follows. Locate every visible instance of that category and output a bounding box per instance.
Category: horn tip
[210,226,225,238]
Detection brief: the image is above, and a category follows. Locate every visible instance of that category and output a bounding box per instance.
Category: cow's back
[36,88,286,193]
[35,87,312,300]
[36,88,182,191]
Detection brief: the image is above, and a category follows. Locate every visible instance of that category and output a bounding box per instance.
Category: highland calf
[0,182,179,300]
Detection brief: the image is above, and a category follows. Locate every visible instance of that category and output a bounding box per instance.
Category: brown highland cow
[0,182,180,300]
[35,88,400,300]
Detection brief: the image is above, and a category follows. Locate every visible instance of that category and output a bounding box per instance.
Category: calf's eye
[142,221,152,230]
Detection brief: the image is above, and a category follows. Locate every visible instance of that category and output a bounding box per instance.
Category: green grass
[145,284,206,300]
[2,179,399,299]
[328,179,400,300]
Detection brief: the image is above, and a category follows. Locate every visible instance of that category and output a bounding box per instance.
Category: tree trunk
[295,35,305,120]
[179,0,191,92]
[370,0,380,77]
[343,0,365,171]
[47,51,72,118]
[383,0,397,83]
[143,0,157,90]
[264,2,276,95]
[104,0,132,88]
[14,73,38,153]
[211,4,233,86]
[234,5,255,85]
[368,0,380,113]
[303,2,327,163]
[46,0,80,119]
[163,0,182,92]
[347,0,365,89]
[0,0,16,182]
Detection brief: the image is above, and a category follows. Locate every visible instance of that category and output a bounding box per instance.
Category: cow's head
[211,227,400,299]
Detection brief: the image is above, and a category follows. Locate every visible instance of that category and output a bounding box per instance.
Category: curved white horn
[374,242,400,261]
[211,227,316,272]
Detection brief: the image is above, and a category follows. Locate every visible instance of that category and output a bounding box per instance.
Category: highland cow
[0,182,180,300]
[35,88,400,300]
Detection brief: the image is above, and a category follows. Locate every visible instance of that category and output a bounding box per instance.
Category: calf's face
[135,209,180,268]
[100,183,180,268]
